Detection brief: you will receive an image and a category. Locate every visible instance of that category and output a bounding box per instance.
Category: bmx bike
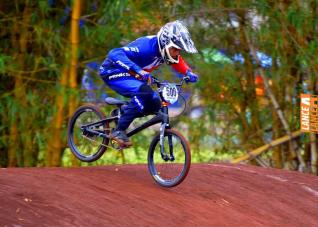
[67,76,191,187]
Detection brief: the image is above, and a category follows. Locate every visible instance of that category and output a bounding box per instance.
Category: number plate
[162,84,178,104]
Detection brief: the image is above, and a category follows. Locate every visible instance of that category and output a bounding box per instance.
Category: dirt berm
[1,164,318,226]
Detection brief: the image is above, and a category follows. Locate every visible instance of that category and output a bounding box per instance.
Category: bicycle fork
[159,123,175,162]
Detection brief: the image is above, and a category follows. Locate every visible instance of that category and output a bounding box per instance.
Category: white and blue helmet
[157,20,198,64]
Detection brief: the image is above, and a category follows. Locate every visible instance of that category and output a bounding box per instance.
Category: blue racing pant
[101,72,161,131]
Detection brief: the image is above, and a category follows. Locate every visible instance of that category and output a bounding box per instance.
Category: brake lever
[152,76,159,83]
[183,76,190,85]
[150,76,161,87]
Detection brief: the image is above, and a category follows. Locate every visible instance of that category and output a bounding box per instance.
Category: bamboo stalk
[8,2,30,166]
[69,0,81,167]
[69,0,81,116]
[231,131,303,164]
[8,16,19,166]
[47,0,81,166]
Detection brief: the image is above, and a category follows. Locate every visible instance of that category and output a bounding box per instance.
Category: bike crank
[82,134,124,152]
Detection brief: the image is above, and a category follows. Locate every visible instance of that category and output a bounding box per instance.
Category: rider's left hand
[185,70,199,83]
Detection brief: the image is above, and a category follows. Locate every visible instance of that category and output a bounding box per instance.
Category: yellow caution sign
[300,94,318,133]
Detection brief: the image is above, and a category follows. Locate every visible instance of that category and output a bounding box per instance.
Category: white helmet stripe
[157,20,197,64]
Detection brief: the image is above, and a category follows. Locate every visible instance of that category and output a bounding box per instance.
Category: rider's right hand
[185,70,199,83]
[136,69,153,83]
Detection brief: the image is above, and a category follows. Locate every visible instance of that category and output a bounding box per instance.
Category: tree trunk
[47,68,68,166]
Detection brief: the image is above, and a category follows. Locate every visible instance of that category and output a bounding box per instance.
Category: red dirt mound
[1,164,318,226]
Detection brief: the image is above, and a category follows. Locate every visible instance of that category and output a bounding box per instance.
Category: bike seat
[105,97,129,105]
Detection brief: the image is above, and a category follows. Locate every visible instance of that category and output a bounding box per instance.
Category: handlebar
[133,71,190,87]
[151,76,190,88]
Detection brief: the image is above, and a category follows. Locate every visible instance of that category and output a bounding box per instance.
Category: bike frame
[81,105,170,139]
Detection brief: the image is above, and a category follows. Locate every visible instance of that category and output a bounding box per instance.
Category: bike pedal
[111,139,132,149]
[119,143,132,149]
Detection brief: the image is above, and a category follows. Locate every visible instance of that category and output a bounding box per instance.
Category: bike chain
[82,134,124,152]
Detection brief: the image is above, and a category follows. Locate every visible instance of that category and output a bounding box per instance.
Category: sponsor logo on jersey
[116,60,130,70]
[123,47,140,53]
[109,73,130,80]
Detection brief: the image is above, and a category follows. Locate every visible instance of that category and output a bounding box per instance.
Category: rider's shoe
[110,130,132,147]
[110,108,120,117]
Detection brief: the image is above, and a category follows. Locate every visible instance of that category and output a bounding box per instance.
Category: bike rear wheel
[67,104,109,162]
[148,129,191,187]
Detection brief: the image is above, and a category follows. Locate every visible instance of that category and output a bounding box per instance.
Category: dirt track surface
[1,164,318,226]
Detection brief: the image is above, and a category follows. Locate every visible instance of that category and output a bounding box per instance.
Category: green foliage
[38,0,50,16]
[0,0,317,171]
[0,54,11,73]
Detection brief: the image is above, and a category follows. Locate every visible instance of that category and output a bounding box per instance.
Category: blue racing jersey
[99,36,164,76]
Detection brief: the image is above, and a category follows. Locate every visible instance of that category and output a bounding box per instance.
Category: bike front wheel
[148,129,191,187]
[67,104,109,162]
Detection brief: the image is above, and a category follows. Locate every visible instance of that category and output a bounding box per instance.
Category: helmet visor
[171,21,198,54]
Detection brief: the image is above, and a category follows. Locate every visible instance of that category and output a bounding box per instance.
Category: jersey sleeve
[171,56,191,75]
[107,47,142,73]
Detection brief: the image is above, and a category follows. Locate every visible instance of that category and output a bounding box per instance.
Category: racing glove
[185,70,199,83]
[136,70,153,83]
